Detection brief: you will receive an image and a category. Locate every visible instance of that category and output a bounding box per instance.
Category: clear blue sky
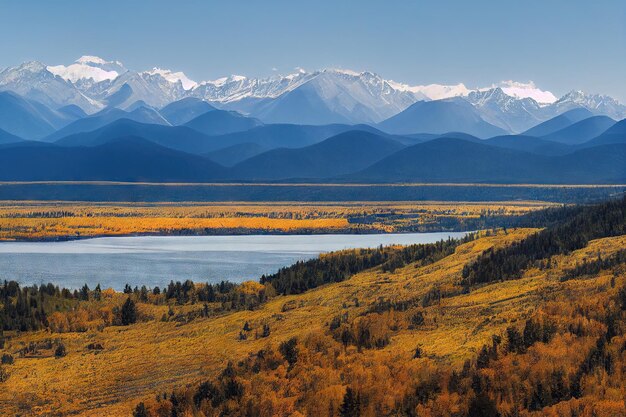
[1,0,624,101]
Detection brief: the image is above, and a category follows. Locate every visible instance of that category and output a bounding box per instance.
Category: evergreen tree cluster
[0,281,76,331]
[262,234,476,295]
[462,197,626,287]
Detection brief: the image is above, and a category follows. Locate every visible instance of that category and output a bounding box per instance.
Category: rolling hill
[205,123,387,151]
[204,142,267,166]
[350,137,626,183]
[0,91,74,139]
[45,106,170,141]
[0,137,227,182]
[55,118,217,154]
[160,97,216,125]
[230,130,406,180]
[378,98,507,137]
[541,115,616,144]
[577,118,626,147]
[484,135,573,155]
[183,109,263,136]
[0,128,24,145]
[523,107,593,137]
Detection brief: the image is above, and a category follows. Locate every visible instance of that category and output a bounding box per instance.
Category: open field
[1,228,624,416]
[0,200,554,240]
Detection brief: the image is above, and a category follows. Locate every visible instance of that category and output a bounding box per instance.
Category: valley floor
[0,200,551,241]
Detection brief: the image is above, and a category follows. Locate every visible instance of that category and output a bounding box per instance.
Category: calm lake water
[0,232,468,290]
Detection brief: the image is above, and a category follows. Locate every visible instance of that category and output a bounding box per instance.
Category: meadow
[0,200,552,240]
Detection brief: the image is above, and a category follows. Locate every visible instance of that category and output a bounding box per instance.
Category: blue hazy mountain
[484,135,573,155]
[54,119,217,154]
[206,123,387,151]
[246,70,417,125]
[0,137,226,182]
[580,118,626,147]
[124,100,158,112]
[377,98,507,137]
[350,138,626,184]
[53,119,391,155]
[46,106,170,141]
[0,128,24,145]
[57,104,88,120]
[205,143,267,166]
[541,115,616,145]
[230,131,406,180]
[184,109,263,136]
[251,84,353,125]
[0,91,75,139]
[160,97,216,125]
[523,108,593,137]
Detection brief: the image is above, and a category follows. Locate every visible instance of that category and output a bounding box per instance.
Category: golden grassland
[0,200,554,240]
[1,229,624,416]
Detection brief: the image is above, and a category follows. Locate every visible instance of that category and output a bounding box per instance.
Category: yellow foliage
[0,200,553,240]
[1,229,624,416]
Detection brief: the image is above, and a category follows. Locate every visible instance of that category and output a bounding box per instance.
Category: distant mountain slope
[230,131,406,180]
[378,98,507,137]
[484,135,573,155]
[0,61,100,112]
[205,143,267,167]
[0,138,226,182]
[184,110,262,136]
[46,106,170,141]
[0,128,23,145]
[351,138,626,184]
[160,97,216,125]
[580,118,626,147]
[58,104,88,119]
[54,119,217,154]
[0,91,74,139]
[542,115,616,145]
[206,123,386,151]
[523,108,593,137]
[466,87,544,133]
[600,118,626,136]
[251,84,353,125]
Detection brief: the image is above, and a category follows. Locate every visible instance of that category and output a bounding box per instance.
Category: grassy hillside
[1,198,624,416]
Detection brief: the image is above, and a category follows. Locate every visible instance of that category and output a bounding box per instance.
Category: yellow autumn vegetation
[0,200,553,240]
[1,228,624,416]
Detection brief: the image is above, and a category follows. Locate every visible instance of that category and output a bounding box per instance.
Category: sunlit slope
[1,229,625,416]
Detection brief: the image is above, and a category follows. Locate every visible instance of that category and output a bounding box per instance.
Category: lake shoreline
[0,232,471,290]
[0,226,477,243]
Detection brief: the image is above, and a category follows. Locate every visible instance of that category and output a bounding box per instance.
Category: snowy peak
[0,61,102,112]
[557,90,619,108]
[76,56,108,65]
[0,61,48,81]
[144,68,197,90]
[491,81,557,104]
[554,90,626,120]
[194,70,313,103]
[48,63,119,83]
[75,56,126,73]
[47,56,125,83]
[387,80,471,101]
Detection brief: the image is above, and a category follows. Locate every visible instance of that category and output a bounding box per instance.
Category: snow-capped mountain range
[1,55,624,132]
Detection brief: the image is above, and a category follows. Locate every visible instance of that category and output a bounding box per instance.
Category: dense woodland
[462,197,626,286]
[261,235,476,295]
